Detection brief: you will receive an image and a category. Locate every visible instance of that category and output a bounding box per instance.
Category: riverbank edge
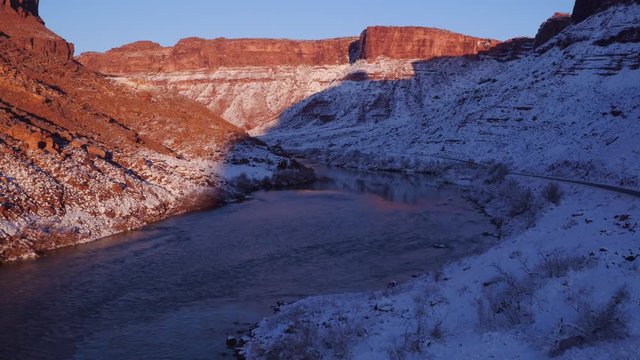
[242,156,640,359]
[0,160,317,265]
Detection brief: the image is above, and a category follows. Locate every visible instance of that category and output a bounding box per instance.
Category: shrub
[252,309,362,360]
[277,159,288,170]
[542,182,563,205]
[550,286,630,357]
[484,162,510,184]
[231,173,255,194]
[499,180,535,217]
[476,266,536,331]
[535,252,587,279]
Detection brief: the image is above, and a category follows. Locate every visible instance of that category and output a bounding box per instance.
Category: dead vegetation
[550,286,630,357]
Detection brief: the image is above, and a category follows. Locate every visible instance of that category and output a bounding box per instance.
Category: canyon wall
[79,27,497,75]
[79,37,358,75]
[78,27,499,130]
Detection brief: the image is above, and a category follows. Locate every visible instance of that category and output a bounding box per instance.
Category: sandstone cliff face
[572,0,640,23]
[0,0,74,60]
[0,2,294,262]
[356,26,499,61]
[79,41,172,74]
[78,37,357,75]
[534,13,572,48]
[79,27,499,75]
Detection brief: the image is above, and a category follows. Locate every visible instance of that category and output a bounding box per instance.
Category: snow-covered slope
[245,4,640,359]
[247,180,640,359]
[112,64,351,130]
[258,5,640,188]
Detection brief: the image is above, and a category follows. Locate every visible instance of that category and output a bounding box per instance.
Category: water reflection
[311,165,441,204]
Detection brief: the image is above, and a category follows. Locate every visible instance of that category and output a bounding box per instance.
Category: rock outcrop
[572,0,640,23]
[534,13,572,48]
[0,0,292,262]
[355,26,499,61]
[0,0,74,60]
[1,0,40,19]
[479,37,535,62]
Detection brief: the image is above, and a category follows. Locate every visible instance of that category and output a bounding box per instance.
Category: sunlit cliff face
[0,1,294,262]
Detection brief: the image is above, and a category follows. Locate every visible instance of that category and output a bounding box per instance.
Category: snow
[244,5,640,359]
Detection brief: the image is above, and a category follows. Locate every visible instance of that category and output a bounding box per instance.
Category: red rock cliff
[79,37,358,75]
[355,26,499,61]
[0,0,74,60]
[165,37,357,70]
[79,41,172,74]
[79,27,500,75]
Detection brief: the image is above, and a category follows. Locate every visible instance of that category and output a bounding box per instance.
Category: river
[0,165,494,359]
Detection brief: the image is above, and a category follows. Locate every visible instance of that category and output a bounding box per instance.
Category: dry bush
[484,162,510,184]
[231,173,256,194]
[549,287,630,357]
[542,182,564,205]
[499,180,535,217]
[404,302,427,353]
[386,345,408,360]
[322,317,363,359]
[428,318,446,343]
[477,252,594,334]
[535,252,587,279]
[263,319,322,360]
[254,309,363,360]
[476,266,536,331]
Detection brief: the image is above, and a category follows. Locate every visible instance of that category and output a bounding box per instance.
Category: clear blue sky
[40,0,575,54]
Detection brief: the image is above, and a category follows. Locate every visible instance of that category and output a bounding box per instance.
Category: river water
[0,166,494,359]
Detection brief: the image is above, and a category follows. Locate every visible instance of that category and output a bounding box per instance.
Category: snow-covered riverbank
[245,165,640,359]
